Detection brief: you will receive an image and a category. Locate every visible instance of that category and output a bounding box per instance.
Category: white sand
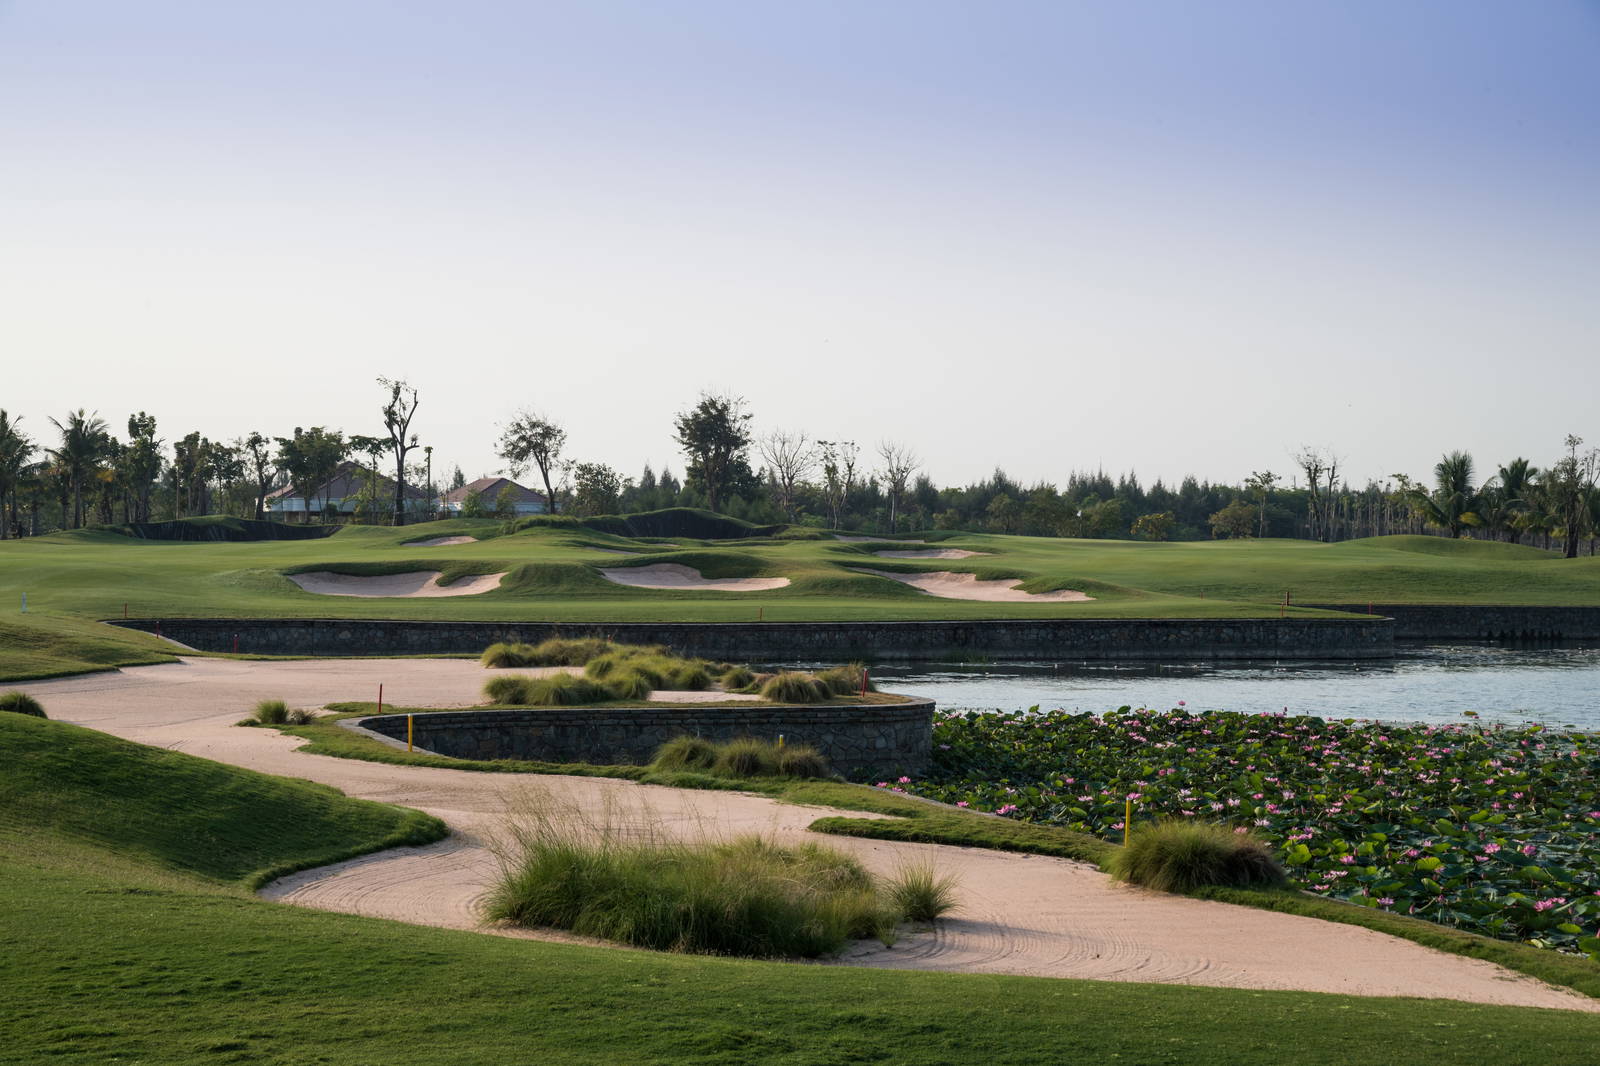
[403,536,479,547]
[289,570,507,597]
[855,568,1092,603]
[598,563,789,592]
[874,549,991,560]
[14,657,1594,1011]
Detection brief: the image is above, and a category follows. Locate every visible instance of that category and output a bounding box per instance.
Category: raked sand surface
[13,656,1597,1011]
[289,570,507,597]
[854,567,1093,603]
[598,563,790,592]
[402,536,479,547]
[874,549,991,560]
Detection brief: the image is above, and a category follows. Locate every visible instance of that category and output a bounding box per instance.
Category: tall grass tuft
[885,862,961,922]
[484,675,536,705]
[486,792,898,957]
[666,663,712,691]
[522,673,615,706]
[718,666,755,690]
[242,699,314,727]
[1108,819,1288,894]
[714,736,779,777]
[651,735,719,772]
[816,664,874,696]
[774,745,830,779]
[604,670,654,700]
[0,691,46,718]
[759,671,831,703]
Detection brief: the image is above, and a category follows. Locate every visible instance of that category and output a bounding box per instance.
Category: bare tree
[378,378,421,526]
[758,430,815,521]
[817,440,859,530]
[877,440,920,533]
[497,411,567,514]
[1294,446,1340,542]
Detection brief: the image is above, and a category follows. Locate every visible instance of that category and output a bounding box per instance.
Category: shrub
[604,670,654,701]
[484,674,535,705]
[713,736,779,778]
[652,735,719,772]
[486,801,893,957]
[666,663,712,691]
[718,666,755,690]
[759,671,830,703]
[0,691,46,719]
[774,744,830,779]
[480,642,531,668]
[521,673,614,707]
[816,664,874,696]
[524,637,612,666]
[885,862,961,922]
[1107,819,1288,894]
[251,699,289,725]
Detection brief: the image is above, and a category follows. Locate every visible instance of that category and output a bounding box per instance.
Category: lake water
[812,646,1600,730]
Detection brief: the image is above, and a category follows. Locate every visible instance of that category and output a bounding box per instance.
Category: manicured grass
[12,520,1595,639]
[5,714,1600,1064]
[0,610,178,680]
[0,712,443,887]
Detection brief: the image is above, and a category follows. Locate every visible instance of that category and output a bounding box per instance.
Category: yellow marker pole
[1124,797,1132,846]
[777,734,785,749]
[407,714,414,752]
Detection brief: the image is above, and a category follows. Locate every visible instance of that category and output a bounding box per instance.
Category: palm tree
[1406,451,1479,538]
[47,409,110,529]
[1496,458,1537,543]
[0,410,35,538]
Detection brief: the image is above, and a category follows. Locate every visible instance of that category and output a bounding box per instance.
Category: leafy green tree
[497,411,566,515]
[1209,499,1255,539]
[1545,435,1598,559]
[986,492,1019,533]
[121,413,163,523]
[1496,458,1537,544]
[1131,511,1176,541]
[570,462,626,517]
[275,427,347,523]
[242,432,277,520]
[673,393,752,515]
[47,409,110,528]
[460,487,489,519]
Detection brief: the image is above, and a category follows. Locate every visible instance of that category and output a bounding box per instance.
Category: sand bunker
[289,570,507,597]
[875,549,990,560]
[598,563,789,592]
[403,536,478,547]
[855,568,1091,603]
[588,547,642,555]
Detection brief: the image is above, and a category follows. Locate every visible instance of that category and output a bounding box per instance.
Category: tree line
[1,387,1596,556]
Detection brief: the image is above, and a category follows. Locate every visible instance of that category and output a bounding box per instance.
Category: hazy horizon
[4,2,1596,489]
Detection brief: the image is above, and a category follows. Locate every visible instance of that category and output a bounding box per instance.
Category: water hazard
[837,646,1600,730]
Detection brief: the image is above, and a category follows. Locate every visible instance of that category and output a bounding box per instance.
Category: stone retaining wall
[115,616,1394,661]
[346,700,935,777]
[1300,605,1600,642]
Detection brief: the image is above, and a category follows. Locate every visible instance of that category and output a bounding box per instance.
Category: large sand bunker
[403,536,478,547]
[598,563,789,592]
[855,568,1092,603]
[875,549,990,560]
[289,570,507,597]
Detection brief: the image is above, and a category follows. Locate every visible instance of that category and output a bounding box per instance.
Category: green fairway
[4,712,1598,1066]
[3,515,1593,631]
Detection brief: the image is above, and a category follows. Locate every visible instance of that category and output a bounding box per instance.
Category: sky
[2,1,1596,491]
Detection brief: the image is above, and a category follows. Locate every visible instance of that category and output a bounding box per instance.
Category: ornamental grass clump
[647,736,833,780]
[240,699,314,727]
[816,664,874,696]
[522,673,615,707]
[604,670,654,700]
[759,671,831,703]
[486,794,902,957]
[0,691,46,719]
[885,862,962,922]
[714,736,780,778]
[483,675,535,705]
[1108,819,1287,894]
[651,734,719,772]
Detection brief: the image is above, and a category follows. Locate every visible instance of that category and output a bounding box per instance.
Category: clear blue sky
[3,1,1596,489]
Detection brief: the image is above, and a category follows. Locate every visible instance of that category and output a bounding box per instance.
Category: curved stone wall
[346,699,935,777]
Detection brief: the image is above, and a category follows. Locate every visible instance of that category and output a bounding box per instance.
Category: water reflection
[786,646,1600,730]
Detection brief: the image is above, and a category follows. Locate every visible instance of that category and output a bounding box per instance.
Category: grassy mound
[508,507,786,541]
[97,515,338,541]
[0,690,46,718]
[0,713,443,887]
[1107,820,1288,893]
[0,614,177,682]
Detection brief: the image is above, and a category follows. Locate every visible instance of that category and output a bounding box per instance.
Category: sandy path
[14,659,1596,1011]
[402,536,479,547]
[289,570,507,597]
[598,563,789,592]
[854,568,1093,603]
[874,549,991,560]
